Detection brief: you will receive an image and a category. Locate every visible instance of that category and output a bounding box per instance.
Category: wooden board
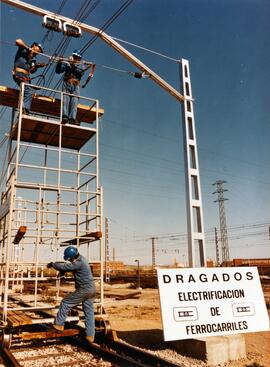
[102,290,142,300]
[14,226,27,244]
[61,231,102,246]
[16,328,80,340]
[10,116,95,150]
[7,310,33,327]
[0,85,104,123]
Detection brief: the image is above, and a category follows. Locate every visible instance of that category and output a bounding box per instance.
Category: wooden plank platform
[10,116,95,150]
[15,328,80,340]
[7,310,33,327]
[61,231,102,246]
[0,85,104,123]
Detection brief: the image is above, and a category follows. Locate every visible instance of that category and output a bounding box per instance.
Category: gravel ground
[0,284,268,367]
[7,342,113,367]
[105,287,270,367]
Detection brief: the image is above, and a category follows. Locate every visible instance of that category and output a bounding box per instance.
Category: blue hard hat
[64,246,78,261]
[31,42,44,53]
[72,49,82,59]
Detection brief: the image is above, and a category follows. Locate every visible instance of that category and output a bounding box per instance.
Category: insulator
[63,22,82,38]
[134,72,143,79]
[133,72,149,79]
[42,15,62,32]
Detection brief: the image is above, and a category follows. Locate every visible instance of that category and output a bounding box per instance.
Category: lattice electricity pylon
[213,180,230,262]
[104,217,110,283]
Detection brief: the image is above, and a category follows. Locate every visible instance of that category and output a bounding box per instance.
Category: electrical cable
[0,39,151,81]
[46,0,102,92]
[38,0,94,90]
[80,0,134,55]
[29,0,104,156]
[38,0,70,86]
[0,137,9,188]
[7,1,76,168]
[0,135,8,149]
[3,1,94,173]
[111,36,181,63]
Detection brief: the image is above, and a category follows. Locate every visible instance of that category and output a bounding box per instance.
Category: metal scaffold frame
[1,0,207,271]
[0,83,104,326]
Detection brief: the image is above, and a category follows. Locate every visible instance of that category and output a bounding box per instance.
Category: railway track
[0,334,182,367]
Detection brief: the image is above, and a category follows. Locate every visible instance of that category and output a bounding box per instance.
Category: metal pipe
[17,163,97,176]
[20,142,97,157]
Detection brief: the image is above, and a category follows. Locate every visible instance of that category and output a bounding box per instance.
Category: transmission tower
[105,217,110,283]
[212,180,230,262]
[214,227,220,266]
[151,237,157,272]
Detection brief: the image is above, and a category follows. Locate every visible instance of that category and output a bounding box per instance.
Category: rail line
[0,334,183,367]
[111,340,182,367]
[0,298,182,366]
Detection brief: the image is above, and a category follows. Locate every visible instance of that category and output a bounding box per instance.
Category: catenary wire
[111,35,181,63]
[80,0,134,54]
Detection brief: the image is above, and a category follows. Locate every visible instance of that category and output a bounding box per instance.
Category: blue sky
[0,0,269,265]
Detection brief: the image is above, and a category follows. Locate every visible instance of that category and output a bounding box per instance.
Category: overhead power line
[80,0,134,54]
[111,36,181,63]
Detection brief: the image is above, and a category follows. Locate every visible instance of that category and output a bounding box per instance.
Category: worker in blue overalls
[56,50,92,125]
[47,246,96,343]
[13,38,45,114]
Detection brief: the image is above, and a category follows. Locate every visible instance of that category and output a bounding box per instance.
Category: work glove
[47,262,54,269]
[36,62,46,68]
[59,270,66,278]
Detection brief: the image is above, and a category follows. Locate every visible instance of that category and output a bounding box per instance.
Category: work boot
[52,324,64,332]
[85,335,94,344]
[61,115,68,124]
[22,108,29,115]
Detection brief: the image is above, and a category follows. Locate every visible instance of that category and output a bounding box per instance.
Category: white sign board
[157,267,269,341]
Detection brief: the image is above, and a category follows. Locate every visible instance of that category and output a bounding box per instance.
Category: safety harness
[13,70,46,88]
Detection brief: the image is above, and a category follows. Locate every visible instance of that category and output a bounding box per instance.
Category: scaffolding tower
[0,83,106,343]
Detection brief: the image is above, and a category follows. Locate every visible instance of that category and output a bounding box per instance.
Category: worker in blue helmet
[47,245,96,343]
[13,38,46,114]
[56,49,92,125]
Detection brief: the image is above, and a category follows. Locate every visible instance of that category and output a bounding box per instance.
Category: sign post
[157,267,269,341]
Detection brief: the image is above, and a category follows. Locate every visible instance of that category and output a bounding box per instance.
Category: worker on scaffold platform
[47,246,96,344]
[56,50,93,125]
[13,38,45,115]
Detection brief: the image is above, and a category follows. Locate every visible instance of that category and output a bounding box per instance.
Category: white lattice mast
[181,60,206,267]
[213,180,230,262]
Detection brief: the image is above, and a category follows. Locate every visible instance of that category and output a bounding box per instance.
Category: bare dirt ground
[104,287,270,367]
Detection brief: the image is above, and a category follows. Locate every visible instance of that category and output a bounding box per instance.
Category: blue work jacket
[56,60,88,82]
[14,46,38,73]
[52,254,94,290]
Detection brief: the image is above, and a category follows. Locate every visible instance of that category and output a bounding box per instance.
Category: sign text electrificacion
[157,267,269,341]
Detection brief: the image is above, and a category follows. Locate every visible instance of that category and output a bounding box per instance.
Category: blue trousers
[13,73,32,111]
[62,82,79,120]
[55,287,96,337]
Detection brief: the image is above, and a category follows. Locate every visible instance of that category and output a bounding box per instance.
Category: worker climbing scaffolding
[47,246,96,344]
